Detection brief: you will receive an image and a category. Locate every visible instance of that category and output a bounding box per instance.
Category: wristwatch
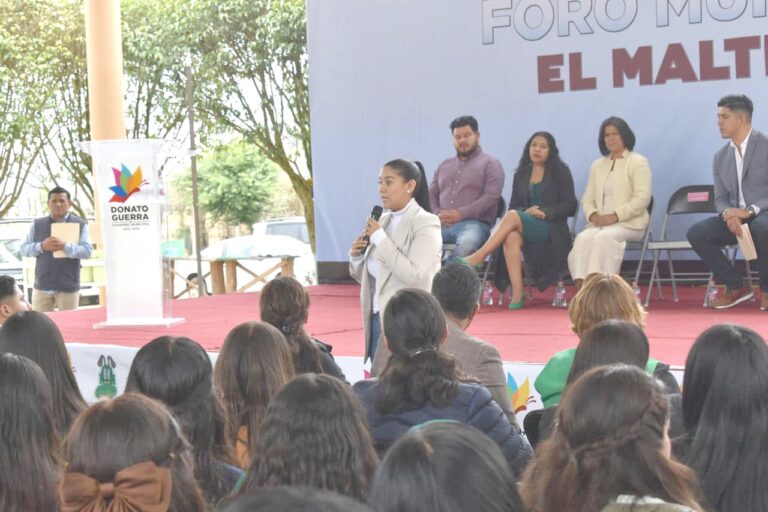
[747,205,758,218]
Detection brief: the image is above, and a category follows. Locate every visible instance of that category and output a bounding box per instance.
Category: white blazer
[349,199,441,370]
[581,149,652,231]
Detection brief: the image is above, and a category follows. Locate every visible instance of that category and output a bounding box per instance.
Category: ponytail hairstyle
[521,365,703,512]
[0,354,60,512]
[376,288,467,414]
[260,276,324,374]
[383,159,431,211]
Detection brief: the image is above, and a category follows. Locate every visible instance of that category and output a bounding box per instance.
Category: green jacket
[535,348,660,408]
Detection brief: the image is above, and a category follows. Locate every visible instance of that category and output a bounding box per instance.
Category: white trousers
[568,224,644,280]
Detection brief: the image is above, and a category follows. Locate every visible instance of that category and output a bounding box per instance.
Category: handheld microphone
[362,205,383,248]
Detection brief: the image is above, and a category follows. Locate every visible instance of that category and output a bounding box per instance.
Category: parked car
[252,216,310,244]
[0,238,24,285]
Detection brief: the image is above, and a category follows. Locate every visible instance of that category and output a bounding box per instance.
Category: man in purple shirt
[429,115,505,262]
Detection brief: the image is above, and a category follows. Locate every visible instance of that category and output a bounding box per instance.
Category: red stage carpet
[48,284,768,366]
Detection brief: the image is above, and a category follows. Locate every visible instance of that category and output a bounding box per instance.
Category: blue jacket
[353,379,532,477]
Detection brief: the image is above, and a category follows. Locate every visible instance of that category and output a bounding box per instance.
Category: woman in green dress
[461,132,577,309]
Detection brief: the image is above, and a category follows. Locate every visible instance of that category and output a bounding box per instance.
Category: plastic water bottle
[482,282,495,306]
[632,281,642,304]
[706,280,719,307]
[552,281,567,308]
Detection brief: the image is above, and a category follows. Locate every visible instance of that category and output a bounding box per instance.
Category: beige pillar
[84,0,127,304]
[85,0,126,141]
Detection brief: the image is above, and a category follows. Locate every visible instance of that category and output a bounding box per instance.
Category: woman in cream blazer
[568,117,652,285]
[349,159,441,374]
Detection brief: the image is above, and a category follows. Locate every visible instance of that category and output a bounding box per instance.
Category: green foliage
[1,0,313,248]
[175,141,278,226]
[0,0,58,216]
[187,0,314,248]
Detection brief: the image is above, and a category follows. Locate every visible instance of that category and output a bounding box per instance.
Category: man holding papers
[688,95,768,310]
[20,186,92,311]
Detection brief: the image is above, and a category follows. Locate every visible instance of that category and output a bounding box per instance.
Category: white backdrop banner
[307,0,768,266]
[67,343,682,427]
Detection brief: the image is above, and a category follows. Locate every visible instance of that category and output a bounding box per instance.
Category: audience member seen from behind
[215,321,295,469]
[59,393,207,512]
[533,320,682,447]
[0,354,60,512]
[352,288,532,476]
[260,276,346,381]
[0,275,30,325]
[429,115,505,263]
[431,263,518,425]
[125,335,241,505]
[349,159,441,371]
[221,487,371,512]
[568,117,652,287]
[0,310,87,434]
[676,324,768,512]
[522,365,704,512]
[241,373,378,502]
[535,273,679,408]
[370,421,524,512]
[460,131,577,309]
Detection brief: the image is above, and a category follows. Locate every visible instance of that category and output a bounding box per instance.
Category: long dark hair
[221,487,372,512]
[0,310,86,434]
[125,336,235,504]
[0,354,60,512]
[260,276,324,374]
[521,365,703,512]
[215,321,295,467]
[383,159,430,211]
[376,288,467,414]
[566,319,649,385]
[515,131,568,176]
[61,393,207,512]
[681,324,768,512]
[370,422,524,512]
[242,374,378,502]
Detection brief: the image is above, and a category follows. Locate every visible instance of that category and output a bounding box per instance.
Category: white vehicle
[252,216,310,244]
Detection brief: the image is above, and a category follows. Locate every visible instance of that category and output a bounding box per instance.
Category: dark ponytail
[383,159,431,211]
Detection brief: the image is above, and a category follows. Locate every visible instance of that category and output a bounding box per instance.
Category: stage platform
[51,283,768,367]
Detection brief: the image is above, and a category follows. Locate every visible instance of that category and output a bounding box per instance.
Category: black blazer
[494,163,577,292]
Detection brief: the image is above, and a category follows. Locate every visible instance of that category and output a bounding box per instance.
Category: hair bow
[59,460,172,512]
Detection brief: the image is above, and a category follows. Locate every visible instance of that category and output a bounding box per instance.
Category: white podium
[82,139,184,328]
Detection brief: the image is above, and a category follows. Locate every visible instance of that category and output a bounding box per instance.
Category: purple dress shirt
[428,147,505,225]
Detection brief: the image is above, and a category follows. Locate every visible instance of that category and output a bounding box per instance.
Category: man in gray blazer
[688,95,768,310]
[431,263,519,428]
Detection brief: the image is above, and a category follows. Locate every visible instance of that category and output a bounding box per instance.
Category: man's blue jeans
[441,219,491,263]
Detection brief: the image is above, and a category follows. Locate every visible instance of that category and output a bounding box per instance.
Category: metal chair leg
[667,250,678,302]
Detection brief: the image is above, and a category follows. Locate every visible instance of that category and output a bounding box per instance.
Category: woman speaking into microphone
[349,159,441,374]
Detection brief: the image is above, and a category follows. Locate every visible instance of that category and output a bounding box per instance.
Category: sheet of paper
[737,222,758,261]
[52,223,79,258]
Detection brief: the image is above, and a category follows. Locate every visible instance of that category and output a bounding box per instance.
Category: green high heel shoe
[456,256,482,271]
[508,298,525,310]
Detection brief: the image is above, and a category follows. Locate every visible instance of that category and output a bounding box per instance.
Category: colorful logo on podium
[109,164,147,203]
[507,373,535,414]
